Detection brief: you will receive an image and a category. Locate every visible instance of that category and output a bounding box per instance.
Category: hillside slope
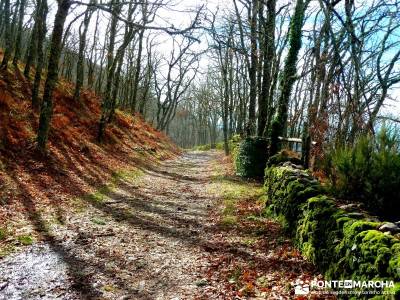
[0,64,180,244]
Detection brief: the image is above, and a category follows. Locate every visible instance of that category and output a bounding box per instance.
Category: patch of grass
[243,237,257,246]
[246,215,264,222]
[210,162,264,229]
[84,184,114,203]
[91,217,107,225]
[0,227,7,240]
[221,215,238,227]
[103,284,118,292]
[17,234,34,245]
[111,168,143,184]
[82,168,143,205]
[222,198,236,216]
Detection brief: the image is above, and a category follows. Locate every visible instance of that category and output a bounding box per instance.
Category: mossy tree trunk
[258,0,276,137]
[131,27,145,112]
[37,0,71,151]
[247,0,258,136]
[98,0,120,142]
[269,0,309,156]
[24,3,40,78]
[73,4,94,101]
[31,0,48,109]
[0,0,11,70]
[12,0,27,66]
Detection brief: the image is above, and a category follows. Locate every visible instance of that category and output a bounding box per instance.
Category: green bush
[235,137,269,178]
[323,129,400,220]
[215,142,224,150]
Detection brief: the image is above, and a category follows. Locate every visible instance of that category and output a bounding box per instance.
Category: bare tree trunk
[131,28,145,112]
[247,0,258,135]
[73,4,94,101]
[24,4,40,77]
[12,0,26,66]
[258,0,276,137]
[31,0,48,109]
[37,0,71,151]
[0,0,11,70]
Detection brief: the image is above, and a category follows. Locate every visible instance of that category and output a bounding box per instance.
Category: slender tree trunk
[87,11,99,89]
[98,0,120,141]
[247,0,258,135]
[37,0,71,151]
[31,0,48,108]
[0,0,11,70]
[131,28,145,112]
[24,4,40,78]
[258,0,276,137]
[12,0,26,66]
[73,5,94,101]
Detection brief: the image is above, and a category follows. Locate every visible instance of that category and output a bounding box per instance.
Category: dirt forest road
[0,151,320,300]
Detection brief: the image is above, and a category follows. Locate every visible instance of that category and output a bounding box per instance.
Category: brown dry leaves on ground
[0,151,325,299]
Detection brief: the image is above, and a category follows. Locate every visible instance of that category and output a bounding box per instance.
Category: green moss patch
[16,234,34,245]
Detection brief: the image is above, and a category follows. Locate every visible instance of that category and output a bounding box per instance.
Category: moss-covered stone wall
[264,164,400,297]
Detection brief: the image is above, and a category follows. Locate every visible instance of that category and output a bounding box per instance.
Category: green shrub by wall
[264,164,400,298]
[322,129,400,221]
[235,137,269,178]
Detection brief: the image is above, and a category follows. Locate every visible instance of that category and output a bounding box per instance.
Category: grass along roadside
[200,154,321,299]
[208,158,264,228]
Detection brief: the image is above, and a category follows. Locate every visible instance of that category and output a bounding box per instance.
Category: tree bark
[37,0,71,151]
[258,0,276,137]
[12,0,27,66]
[31,0,48,109]
[73,4,94,101]
[0,0,12,70]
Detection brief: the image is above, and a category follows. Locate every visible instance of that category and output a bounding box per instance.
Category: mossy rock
[264,166,323,233]
[296,195,339,268]
[266,149,302,167]
[235,137,269,178]
[263,164,400,289]
[389,243,400,280]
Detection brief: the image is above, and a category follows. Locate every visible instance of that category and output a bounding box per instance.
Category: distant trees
[170,0,400,163]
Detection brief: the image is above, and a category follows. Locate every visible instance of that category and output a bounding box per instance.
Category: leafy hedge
[264,165,400,297]
[235,137,269,178]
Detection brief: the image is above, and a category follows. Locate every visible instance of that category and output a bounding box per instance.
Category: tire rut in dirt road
[0,151,223,300]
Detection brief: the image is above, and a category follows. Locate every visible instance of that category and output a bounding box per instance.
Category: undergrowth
[321,128,400,220]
